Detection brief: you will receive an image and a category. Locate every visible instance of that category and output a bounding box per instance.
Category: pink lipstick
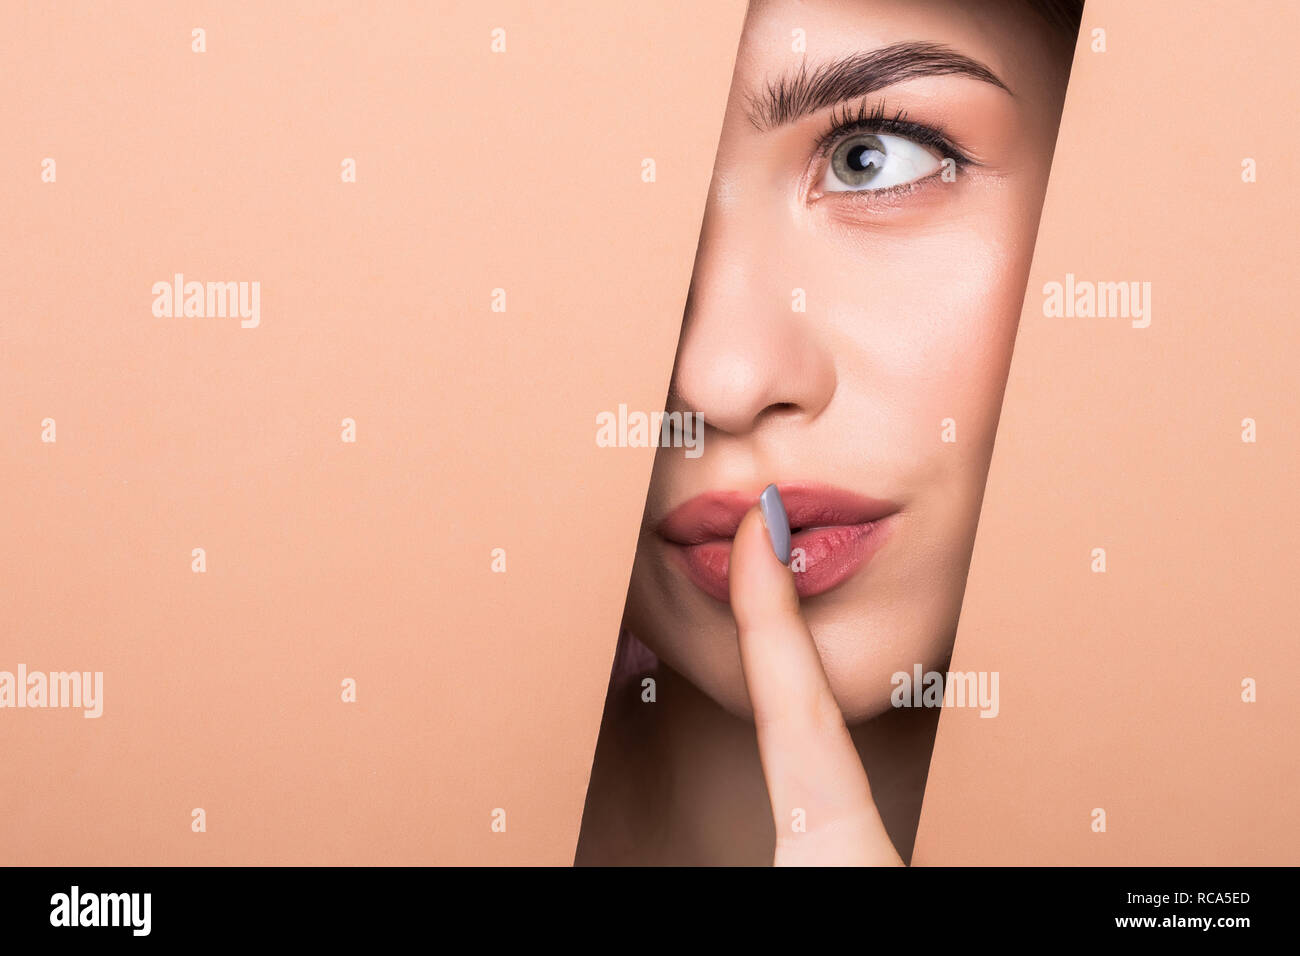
[657,483,898,602]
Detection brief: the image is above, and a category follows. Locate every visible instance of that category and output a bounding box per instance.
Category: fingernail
[759,483,791,565]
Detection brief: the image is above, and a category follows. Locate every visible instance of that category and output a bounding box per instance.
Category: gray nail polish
[759,484,791,565]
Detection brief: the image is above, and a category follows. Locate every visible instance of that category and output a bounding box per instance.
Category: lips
[657,483,898,602]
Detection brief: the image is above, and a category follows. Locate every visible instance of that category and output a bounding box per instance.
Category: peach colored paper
[0,0,745,865]
[914,0,1300,864]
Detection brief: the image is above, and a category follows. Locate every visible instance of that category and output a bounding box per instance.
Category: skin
[577,0,1074,865]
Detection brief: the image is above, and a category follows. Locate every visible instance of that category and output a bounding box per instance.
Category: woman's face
[625,0,1073,723]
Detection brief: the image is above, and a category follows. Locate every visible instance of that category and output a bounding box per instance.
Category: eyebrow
[745,41,1010,131]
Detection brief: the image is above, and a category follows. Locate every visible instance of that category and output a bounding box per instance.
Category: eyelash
[811,100,977,171]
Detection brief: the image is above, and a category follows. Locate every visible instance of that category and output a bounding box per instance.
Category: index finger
[729,484,903,866]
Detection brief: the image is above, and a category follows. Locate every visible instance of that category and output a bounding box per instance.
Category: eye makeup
[812,100,977,169]
[801,98,985,209]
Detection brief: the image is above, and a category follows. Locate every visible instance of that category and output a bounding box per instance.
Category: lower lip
[669,514,896,603]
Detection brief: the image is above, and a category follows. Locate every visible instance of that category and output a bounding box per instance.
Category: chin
[626,516,970,723]
[630,600,957,727]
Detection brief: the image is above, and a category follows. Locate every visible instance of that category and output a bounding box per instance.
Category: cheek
[824,218,1028,476]
[922,236,1022,445]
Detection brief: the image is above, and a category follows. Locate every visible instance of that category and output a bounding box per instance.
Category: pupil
[848,144,883,172]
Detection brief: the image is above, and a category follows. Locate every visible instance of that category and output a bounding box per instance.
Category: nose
[669,189,837,437]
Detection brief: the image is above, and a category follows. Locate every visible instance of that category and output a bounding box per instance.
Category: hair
[1027,0,1086,41]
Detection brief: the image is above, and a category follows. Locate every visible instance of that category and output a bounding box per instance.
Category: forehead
[735,0,1063,97]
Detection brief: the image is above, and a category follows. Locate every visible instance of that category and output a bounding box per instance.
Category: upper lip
[658,482,899,545]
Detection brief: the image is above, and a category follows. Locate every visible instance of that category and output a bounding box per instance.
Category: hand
[729,485,904,867]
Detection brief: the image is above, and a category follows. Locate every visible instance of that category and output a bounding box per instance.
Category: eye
[819,131,944,192]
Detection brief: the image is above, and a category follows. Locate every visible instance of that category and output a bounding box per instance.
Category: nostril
[752,401,803,429]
